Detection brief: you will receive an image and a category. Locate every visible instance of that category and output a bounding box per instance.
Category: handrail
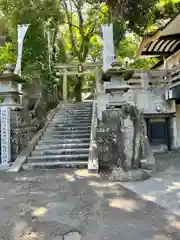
[88,90,99,173]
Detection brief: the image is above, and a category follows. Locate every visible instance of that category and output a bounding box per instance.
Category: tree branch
[61,0,80,58]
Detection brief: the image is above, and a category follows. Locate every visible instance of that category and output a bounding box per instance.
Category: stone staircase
[23,102,92,170]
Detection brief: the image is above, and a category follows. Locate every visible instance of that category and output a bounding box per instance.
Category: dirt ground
[121,152,180,216]
[0,168,179,240]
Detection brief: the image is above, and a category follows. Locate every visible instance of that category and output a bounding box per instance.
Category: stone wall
[10,109,37,161]
[96,85,177,153]
[9,82,60,161]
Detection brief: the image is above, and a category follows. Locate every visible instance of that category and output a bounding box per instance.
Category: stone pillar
[96,69,106,121]
[63,72,67,102]
[0,64,25,167]
[140,70,150,89]
[0,107,11,166]
[95,69,101,94]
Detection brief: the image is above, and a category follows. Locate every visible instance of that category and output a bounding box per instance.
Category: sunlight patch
[172,182,180,187]
[166,185,180,192]
[75,169,98,178]
[142,195,156,202]
[170,220,180,229]
[153,234,172,240]
[153,177,163,182]
[64,173,75,182]
[32,207,48,217]
[88,181,117,188]
[108,198,140,212]
[166,182,180,192]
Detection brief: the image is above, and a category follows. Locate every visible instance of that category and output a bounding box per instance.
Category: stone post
[0,64,25,167]
[63,71,67,102]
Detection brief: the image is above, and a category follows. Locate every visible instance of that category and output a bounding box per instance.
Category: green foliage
[92,0,158,35]
[154,0,180,19]
[0,0,66,91]
[0,0,176,104]
[60,1,108,62]
[0,43,16,72]
[117,34,158,69]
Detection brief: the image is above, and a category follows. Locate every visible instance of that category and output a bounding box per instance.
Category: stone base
[111,167,151,182]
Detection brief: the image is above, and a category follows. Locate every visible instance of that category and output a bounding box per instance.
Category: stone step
[41,133,90,140]
[46,127,91,133]
[53,116,92,121]
[64,103,92,106]
[65,102,92,105]
[55,111,92,115]
[23,101,93,171]
[43,132,90,138]
[45,129,90,135]
[48,125,91,130]
[49,123,91,128]
[23,161,87,170]
[38,138,90,144]
[31,148,89,156]
[35,142,89,150]
[27,153,88,162]
[59,109,92,112]
[51,120,91,124]
[59,110,91,114]
[51,123,91,128]
[55,109,92,116]
[52,120,92,124]
[43,131,90,137]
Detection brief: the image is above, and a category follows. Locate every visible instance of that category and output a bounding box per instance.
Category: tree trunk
[52,28,58,62]
[73,75,82,102]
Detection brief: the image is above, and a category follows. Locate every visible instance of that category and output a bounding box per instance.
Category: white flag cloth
[14,24,29,76]
[47,31,51,70]
[101,24,115,72]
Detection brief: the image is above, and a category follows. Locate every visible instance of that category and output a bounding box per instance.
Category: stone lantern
[104,60,134,107]
[0,64,25,108]
[0,64,25,168]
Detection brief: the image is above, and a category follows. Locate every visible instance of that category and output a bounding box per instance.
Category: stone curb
[8,103,62,172]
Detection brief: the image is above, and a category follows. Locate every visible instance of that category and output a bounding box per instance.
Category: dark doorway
[146,117,171,150]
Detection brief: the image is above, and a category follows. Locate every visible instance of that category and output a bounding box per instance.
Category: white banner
[47,31,51,70]
[14,24,29,76]
[101,24,115,72]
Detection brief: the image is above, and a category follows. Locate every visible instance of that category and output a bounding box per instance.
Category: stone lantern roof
[104,60,134,94]
[106,60,134,80]
[0,64,26,107]
[0,64,26,83]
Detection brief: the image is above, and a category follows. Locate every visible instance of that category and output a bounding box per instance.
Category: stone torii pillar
[63,71,67,102]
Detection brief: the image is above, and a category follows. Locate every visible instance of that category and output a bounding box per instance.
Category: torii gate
[54,61,102,102]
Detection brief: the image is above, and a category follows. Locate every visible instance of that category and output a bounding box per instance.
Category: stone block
[64,231,82,240]
[111,168,151,182]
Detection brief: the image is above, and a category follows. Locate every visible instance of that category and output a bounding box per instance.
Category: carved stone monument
[0,64,25,167]
[96,60,156,181]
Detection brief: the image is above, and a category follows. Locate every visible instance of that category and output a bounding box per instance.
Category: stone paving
[120,152,180,216]
[0,169,179,239]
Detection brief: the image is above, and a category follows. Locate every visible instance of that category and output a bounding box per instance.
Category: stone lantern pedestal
[0,64,25,167]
